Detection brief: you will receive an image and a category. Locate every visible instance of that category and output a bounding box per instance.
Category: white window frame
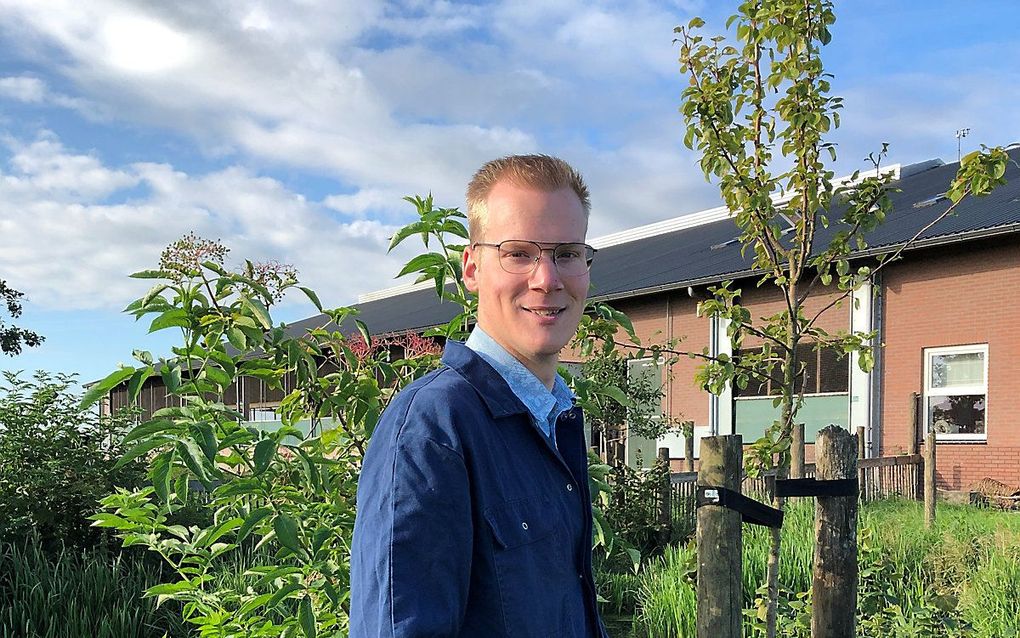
[923,344,988,442]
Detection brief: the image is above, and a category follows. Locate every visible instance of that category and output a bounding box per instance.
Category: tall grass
[600,498,1020,638]
[0,539,187,638]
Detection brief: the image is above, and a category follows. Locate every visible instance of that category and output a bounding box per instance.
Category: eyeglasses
[472,240,596,276]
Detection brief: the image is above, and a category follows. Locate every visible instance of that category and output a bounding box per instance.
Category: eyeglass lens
[497,241,593,276]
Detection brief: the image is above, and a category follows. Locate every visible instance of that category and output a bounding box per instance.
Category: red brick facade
[880,238,1020,490]
[593,235,1020,490]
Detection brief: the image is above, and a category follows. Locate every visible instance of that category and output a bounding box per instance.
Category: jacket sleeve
[350,416,473,638]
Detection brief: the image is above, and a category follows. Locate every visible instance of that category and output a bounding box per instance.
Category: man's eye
[556,250,581,260]
[504,251,533,260]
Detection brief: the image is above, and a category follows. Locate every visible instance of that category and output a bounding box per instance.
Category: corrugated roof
[315,148,1020,336]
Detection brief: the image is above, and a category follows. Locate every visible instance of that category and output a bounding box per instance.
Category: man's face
[463,180,589,374]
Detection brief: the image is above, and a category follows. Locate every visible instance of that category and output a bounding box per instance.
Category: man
[350,155,607,637]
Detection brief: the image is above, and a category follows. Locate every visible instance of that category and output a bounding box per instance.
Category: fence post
[924,430,937,527]
[812,425,858,638]
[791,423,805,479]
[856,425,866,500]
[684,421,696,472]
[697,435,743,638]
[658,446,672,546]
[908,392,919,456]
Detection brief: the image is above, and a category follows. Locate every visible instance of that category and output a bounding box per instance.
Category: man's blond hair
[465,154,590,240]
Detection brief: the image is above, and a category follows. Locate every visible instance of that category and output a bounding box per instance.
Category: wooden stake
[812,425,858,638]
[924,430,937,528]
[658,446,672,547]
[697,435,743,638]
[684,421,695,472]
[908,392,919,456]
[791,423,805,479]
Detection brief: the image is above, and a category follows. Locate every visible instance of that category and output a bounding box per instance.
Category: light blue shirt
[465,327,575,447]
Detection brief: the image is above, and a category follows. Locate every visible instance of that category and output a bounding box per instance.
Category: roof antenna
[955,128,970,163]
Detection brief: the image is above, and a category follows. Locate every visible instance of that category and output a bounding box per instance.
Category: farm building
[105,149,1020,491]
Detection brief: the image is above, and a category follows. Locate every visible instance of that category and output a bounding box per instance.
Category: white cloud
[0,75,46,102]
[0,132,419,311]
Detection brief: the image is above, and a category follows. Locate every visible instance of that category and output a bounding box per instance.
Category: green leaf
[130,269,175,279]
[127,366,154,404]
[202,365,232,390]
[160,362,182,393]
[115,436,169,468]
[267,582,304,611]
[79,367,136,409]
[297,286,323,312]
[600,384,635,408]
[253,438,278,476]
[226,326,247,350]
[177,438,216,485]
[197,517,243,548]
[396,252,446,279]
[123,418,177,443]
[387,220,426,252]
[243,295,273,330]
[299,596,317,638]
[355,319,371,346]
[90,513,133,530]
[151,452,173,503]
[273,515,305,558]
[149,309,191,333]
[237,507,274,544]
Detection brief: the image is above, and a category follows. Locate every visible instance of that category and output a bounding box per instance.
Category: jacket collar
[441,340,531,419]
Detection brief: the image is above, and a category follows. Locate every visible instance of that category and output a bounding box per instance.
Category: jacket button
[521,522,528,530]
[566,483,574,492]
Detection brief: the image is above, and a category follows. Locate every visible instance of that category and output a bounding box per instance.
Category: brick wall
[881,238,1020,490]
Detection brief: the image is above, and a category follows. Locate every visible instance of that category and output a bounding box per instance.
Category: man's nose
[529,251,563,290]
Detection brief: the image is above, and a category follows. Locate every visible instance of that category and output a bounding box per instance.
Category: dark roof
[312,148,1020,336]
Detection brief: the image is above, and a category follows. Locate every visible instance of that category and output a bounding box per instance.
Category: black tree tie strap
[696,485,784,529]
[775,478,858,498]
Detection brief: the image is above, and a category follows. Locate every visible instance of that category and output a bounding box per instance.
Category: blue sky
[1,0,1018,388]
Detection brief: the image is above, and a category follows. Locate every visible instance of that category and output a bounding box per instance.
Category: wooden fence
[661,454,923,532]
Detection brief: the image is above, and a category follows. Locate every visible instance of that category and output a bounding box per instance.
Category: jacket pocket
[484,498,573,637]
[484,498,556,550]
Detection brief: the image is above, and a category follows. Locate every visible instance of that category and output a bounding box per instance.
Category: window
[249,404,280,422]
[924,344,987,441]
[626,358,663,468]
[733,343,849,398]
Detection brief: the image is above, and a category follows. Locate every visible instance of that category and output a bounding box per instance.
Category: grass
[0,539,187,638]
[597,498,1020,638]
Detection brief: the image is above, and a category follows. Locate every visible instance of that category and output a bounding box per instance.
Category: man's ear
[462,244,479,293]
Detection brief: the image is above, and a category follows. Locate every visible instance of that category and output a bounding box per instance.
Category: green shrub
[0,371,145,549]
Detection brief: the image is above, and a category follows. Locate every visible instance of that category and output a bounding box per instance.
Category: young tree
[675,1,1011,635]
[1,279,43,356]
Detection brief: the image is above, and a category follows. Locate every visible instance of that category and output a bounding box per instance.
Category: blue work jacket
[350,341,607,638]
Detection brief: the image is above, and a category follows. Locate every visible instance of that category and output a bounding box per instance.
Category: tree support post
[812,425,858,638]
[908,392,919,456]
[696,435,743,638]
[791,423,805,479]
[924,430,937,527]
[658,446,672,546]
[684,421,696,473]
[856,425,867,500]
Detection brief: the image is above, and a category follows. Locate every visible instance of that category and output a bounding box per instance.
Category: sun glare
[102,15,192,74]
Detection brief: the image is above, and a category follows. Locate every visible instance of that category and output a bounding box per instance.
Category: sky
[1,0,1018,388]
